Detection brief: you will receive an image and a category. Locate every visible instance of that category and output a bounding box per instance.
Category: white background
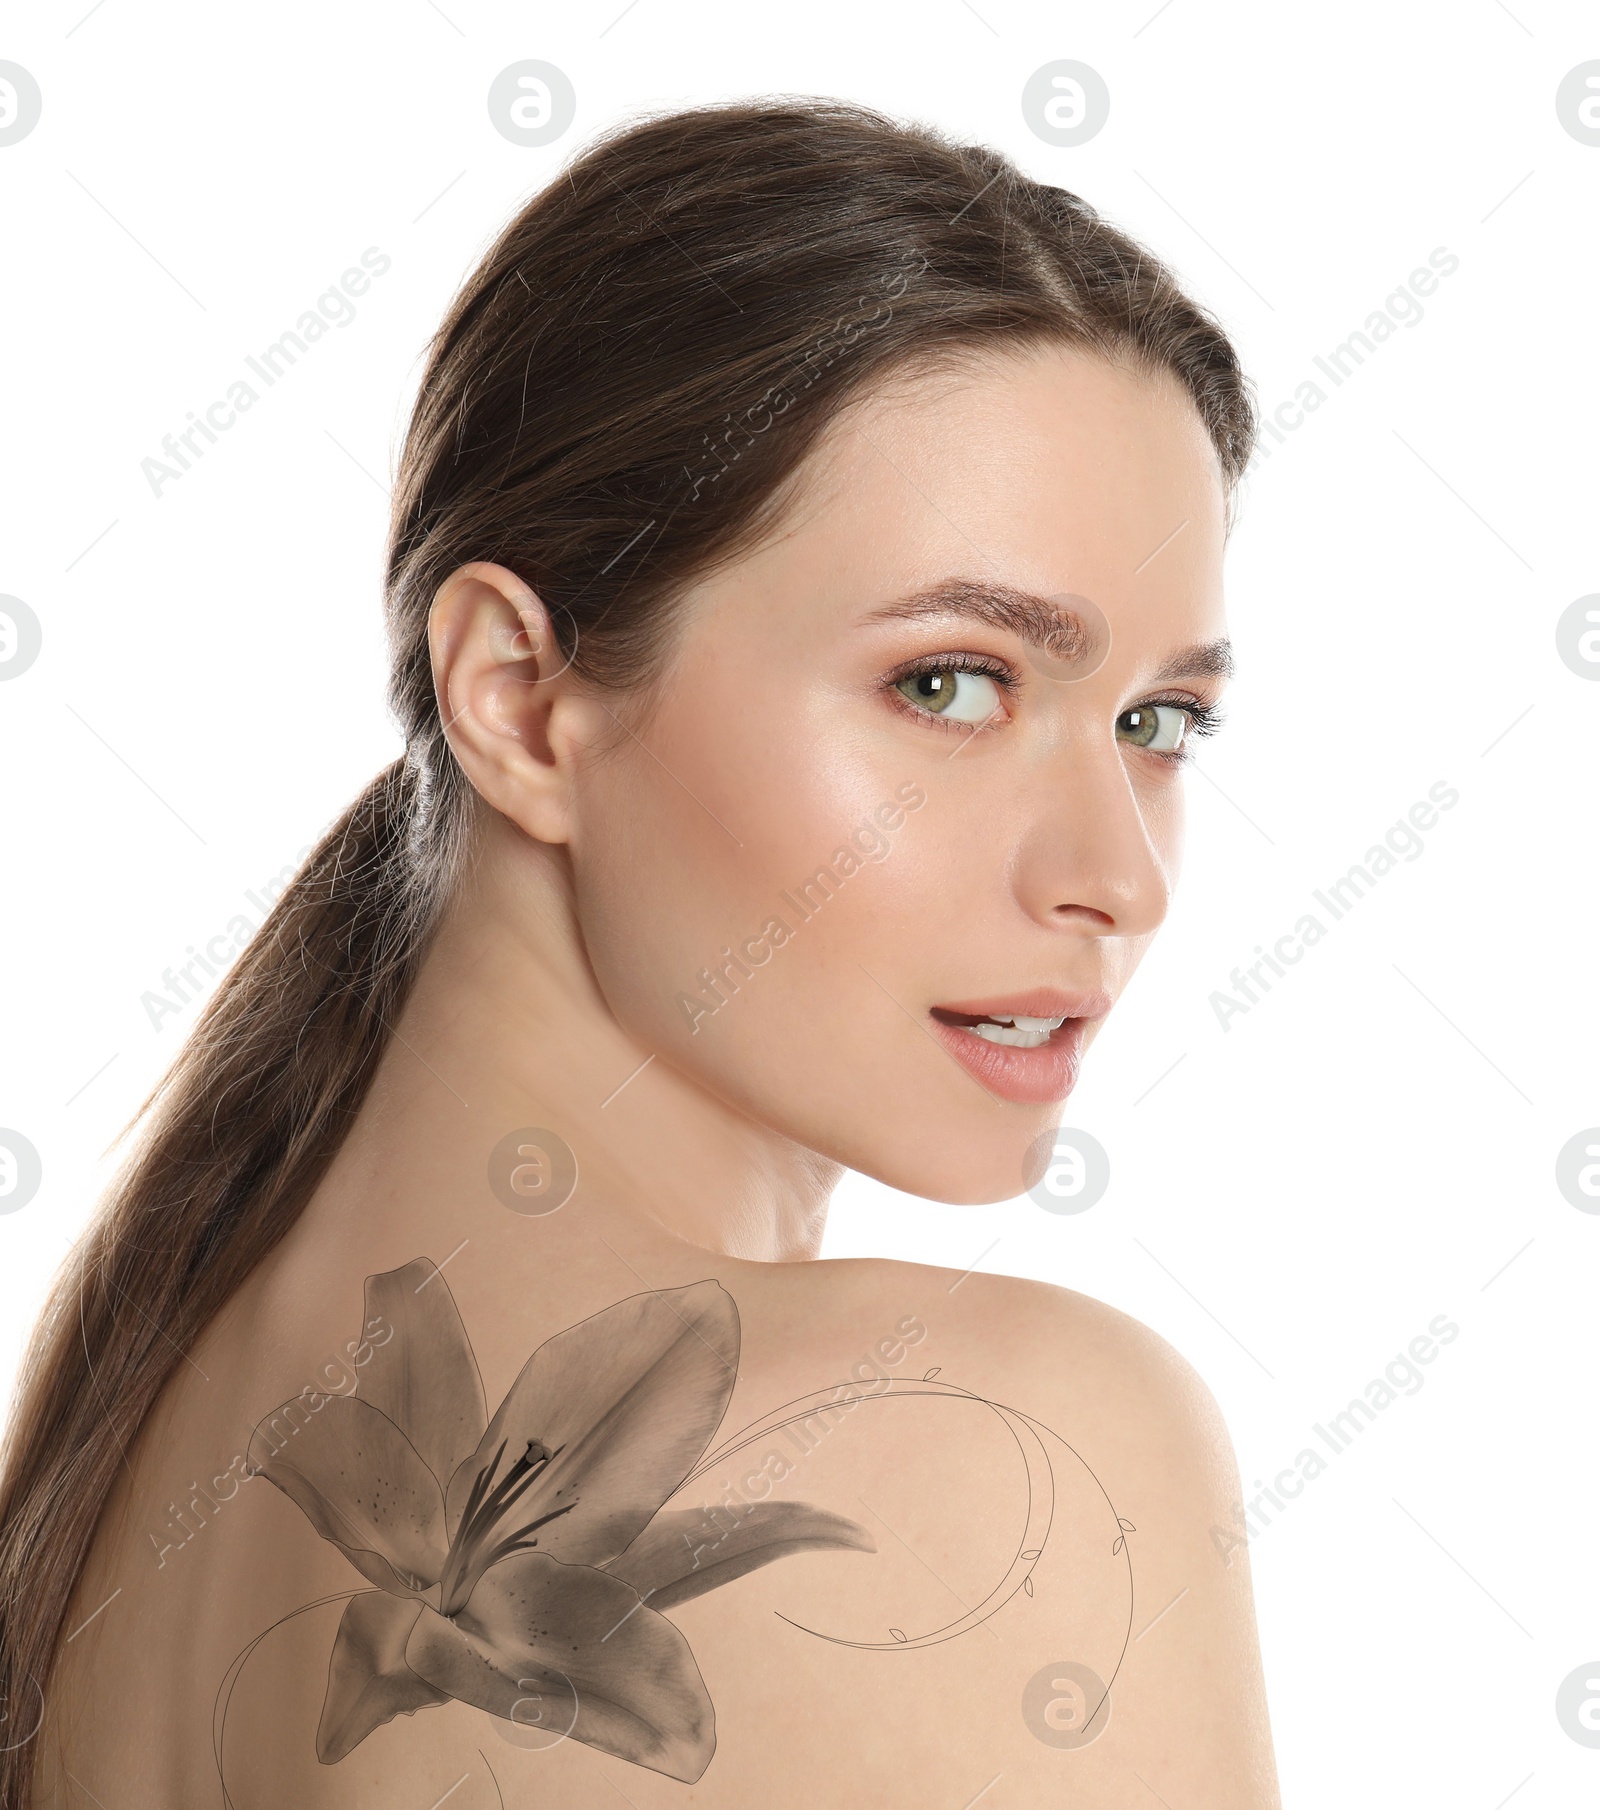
[1,3,1596,1804]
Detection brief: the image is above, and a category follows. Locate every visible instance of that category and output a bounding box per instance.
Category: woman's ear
[428,560,593,845]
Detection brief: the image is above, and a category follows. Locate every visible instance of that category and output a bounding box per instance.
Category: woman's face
[567,343,1231,1204]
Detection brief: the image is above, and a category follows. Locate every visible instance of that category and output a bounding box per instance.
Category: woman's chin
[846,1130,1061,1209]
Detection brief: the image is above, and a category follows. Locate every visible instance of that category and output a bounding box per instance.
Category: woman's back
[44,1159,1271,1808]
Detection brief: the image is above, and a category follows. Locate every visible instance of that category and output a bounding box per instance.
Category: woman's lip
[927,1012,1091,1106]
[930,987,1114,1023]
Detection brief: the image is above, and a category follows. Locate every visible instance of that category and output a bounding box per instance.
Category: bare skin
[40,345,1281,1807]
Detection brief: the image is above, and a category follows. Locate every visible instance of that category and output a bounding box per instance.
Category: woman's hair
[0,96,1255,1804]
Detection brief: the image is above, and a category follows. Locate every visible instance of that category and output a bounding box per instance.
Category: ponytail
[0,755,463,1805]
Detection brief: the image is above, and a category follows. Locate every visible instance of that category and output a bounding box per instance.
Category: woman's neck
[326,815,840,1265]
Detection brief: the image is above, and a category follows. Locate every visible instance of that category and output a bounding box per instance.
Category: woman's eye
[894,667,1003,724]
[1117,703,1190,754]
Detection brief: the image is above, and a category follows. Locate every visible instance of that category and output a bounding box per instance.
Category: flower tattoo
[244,1258,874,1782]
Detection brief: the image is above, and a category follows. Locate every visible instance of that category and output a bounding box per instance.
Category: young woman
[0,100,1279,1807]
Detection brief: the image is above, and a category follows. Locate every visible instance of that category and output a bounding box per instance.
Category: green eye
[895,667,1003,725]
[1117,703,1189,753]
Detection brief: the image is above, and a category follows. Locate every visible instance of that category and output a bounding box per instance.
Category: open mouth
[925,990,1112,1105]
[929,1008,1070,1050]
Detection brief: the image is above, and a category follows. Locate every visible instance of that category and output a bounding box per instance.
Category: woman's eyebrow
[1149,637,1234,683]
[862,578,1232,680]
[862,578,1074,650]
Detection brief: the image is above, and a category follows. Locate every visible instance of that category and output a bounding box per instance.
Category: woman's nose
[1011,740,1175,941]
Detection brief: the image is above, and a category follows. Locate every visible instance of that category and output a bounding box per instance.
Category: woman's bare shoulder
[45,1244,1275,1810]
[773,1254,1277,1765]
[780,1255,1279,1800]
[785,1251,1239,1472]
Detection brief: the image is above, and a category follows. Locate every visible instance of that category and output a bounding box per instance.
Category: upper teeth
[965,1013,1067,1048]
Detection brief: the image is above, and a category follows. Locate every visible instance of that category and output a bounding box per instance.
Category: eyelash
[1142,692,1228,765]
[880,652,1227,764]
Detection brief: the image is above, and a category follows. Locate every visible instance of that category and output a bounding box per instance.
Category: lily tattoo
[244,1258,874,1781]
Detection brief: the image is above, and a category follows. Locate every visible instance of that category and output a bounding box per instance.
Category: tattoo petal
[443,1280,740,1568]
[405,1551,716,1782]
[359,1258,488,1488]
[238,1263,891,1788]
[247,1395,450,1596]
[317,1591,449,1764]
[603,1501,877,1610]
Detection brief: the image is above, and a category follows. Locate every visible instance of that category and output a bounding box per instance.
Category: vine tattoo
[223,1256,1133,1788]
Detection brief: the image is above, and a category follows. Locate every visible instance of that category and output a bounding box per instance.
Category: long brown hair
[0,96,1255,1805]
